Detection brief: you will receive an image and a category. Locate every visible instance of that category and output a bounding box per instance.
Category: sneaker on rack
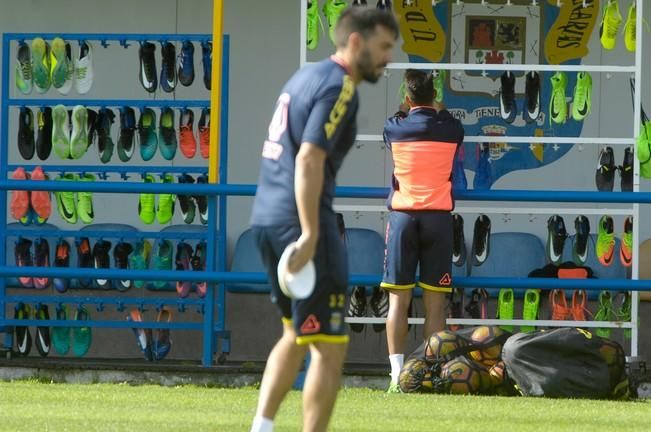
[496,288,514,332]
[30,166,51,223]
[594,290,614,338]
[452,213,466,267]
[352,0,367,6]
[57,41,74,95]
[158,107,178,160]
[54,239,71,293]
[70,105,89,159]
[52,305,71,355]
[138,108,158,161]
[432,69,446,104]
[52,104,71,160]
[600,0,622,50]
[596,215,615,266]
[549,288,570,320]
[127,309,153,361]
[15,41,33,95]
[175,242,193,298]
[34,304,51,357]
[72,306,92,357]
[546,215,567,265]
[36,107,53,160]
[549,71,568,125]
[33,238,51,290]
[154,308,173,360]
[15,238,33,288]
[139,42,158,93]
[77,173,95,224]
[157,174,176,224]
[92,240,112,289]
[96,108,115,164]
[49,37,69,90]
[74,41,94,94]
[138,174,156,224]
[31,37,51,93]
[160,42,177,93]
[471,214,491,266]
[447,287,464,331]
[570,289,591,321]
[520,289,539,333]
[192,241,207,298]
[620,146,633,192]
[153,240,174,289]
[76,237,93,289]
[177,174,196,224]
[117,107,136,162]
[198,108,210,159]
[347,286,367,333]
[465,288,488,320]
[113,242,134,292]
[201,41,212,90]
[572,72,592,122]
[614,291,632,339]
[178,40,195,87]
[194,174,209,224]
[523,71,541,123]
[620,216,633,267]
[18,106,35,161]
[623,2,640,53]
[499,71,516,123]
[573,215,591,265]
[595,146,616,192]
[55,173,78,224]
[130,239,152,289]
[323,0,348,45]
[306,0,322,50]
[14,303,32,357]
[369,286,389,333]
[10,167,30,221]
[179,108,197,159]
[376,0,392,10]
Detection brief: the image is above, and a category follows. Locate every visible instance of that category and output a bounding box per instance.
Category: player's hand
[287,233,317,273]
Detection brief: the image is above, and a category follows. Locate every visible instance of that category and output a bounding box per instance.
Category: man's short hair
[334,7,399,48]
[403,69,434,106]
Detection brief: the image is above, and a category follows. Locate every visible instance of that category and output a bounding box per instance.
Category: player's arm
[289,142,326,273]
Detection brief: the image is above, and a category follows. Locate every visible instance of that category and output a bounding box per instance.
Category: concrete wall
[1,0,650,365]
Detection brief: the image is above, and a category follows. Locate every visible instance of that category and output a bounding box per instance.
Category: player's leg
[302,340,348,432]
[418,211,453,339]
[296,223,349,432]
[381,211,418,390]
[254,320,309,422]
[251,225,307,431]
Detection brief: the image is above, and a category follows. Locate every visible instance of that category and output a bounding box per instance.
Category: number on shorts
[329,294,345,308]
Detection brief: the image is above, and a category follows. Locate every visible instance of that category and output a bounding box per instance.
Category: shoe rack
[0,32,231,366]
[301,1,646,358]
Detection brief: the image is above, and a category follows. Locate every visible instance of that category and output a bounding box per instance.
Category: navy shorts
[381,210,453,292]
[252,223,349,345]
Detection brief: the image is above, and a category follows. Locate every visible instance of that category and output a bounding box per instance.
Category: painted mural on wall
[394,0,599,189]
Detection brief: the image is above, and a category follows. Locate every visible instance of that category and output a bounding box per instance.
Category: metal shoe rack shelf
[0,32,231,365]
[300,1,647,358]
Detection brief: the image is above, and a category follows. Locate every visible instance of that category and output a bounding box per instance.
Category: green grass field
[0,381,649,431]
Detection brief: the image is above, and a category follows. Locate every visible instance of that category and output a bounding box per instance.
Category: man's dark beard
[357,48,384,83]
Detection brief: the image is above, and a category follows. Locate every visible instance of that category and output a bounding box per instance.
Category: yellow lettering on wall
[545,0,599,64]
[324,75,354,140]
[394,1,445,63]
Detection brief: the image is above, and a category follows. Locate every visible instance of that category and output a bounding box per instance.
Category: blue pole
[215,34,231,359]
[0,34,10,349]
